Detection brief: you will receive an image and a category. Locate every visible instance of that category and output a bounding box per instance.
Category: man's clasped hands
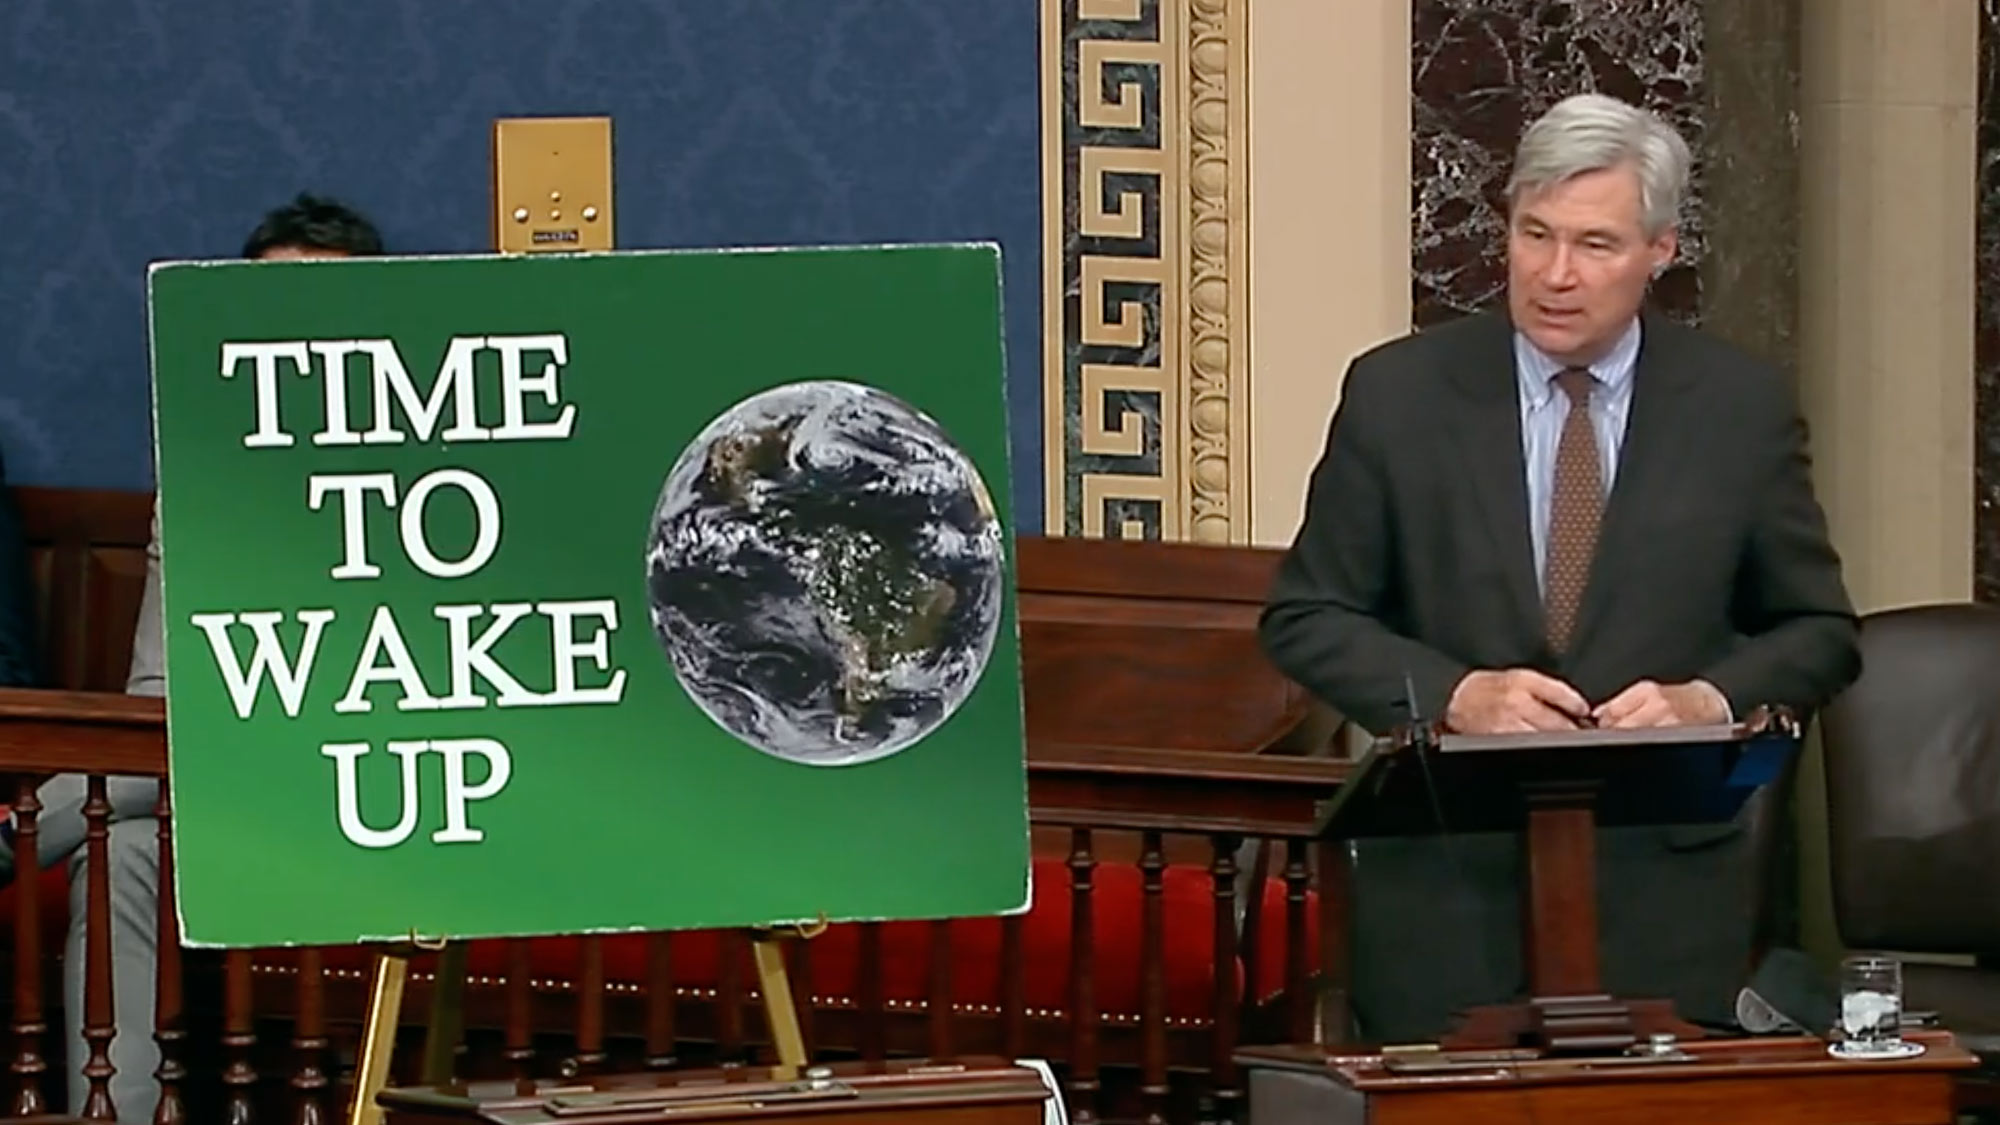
[1444,669,1730,734]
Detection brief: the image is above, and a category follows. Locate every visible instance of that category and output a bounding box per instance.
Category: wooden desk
[375,1057,1053,1124]
[1237,1032,1979,1124]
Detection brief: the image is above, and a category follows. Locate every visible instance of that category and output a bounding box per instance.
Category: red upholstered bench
[2,856,1315,1027]
[481,858,1309,1016]
[0,864,73,952]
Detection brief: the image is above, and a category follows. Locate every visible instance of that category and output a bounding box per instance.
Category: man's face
[1505,164,1675,366]
[255,245,350,262]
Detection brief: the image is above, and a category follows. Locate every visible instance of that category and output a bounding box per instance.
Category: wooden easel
[344,921,826,1125]
[349,112,823,1125]
[344,938,433,1125]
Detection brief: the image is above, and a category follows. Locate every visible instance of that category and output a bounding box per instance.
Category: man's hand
[1592,679,1731,728]
[1444,669,1592,734]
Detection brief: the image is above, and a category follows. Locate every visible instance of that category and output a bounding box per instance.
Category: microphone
[1401,671,1448,825]
[1402,671,1438,752]
[1401,670,1502,999]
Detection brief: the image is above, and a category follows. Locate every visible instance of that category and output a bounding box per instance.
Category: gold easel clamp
[347,932,453,1125]
[746,914,830,1077]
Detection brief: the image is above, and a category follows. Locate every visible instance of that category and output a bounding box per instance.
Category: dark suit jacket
[0,449,37,687]
[1260,310,1860,735]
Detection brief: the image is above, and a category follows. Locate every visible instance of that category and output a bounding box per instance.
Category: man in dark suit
[1259,93,1860,1042]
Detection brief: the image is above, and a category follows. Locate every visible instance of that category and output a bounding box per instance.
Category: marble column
[1697,0,1806,955]
[1979,4,2000,600]
[1699,0,1801,376]
[1411,0,1705,328]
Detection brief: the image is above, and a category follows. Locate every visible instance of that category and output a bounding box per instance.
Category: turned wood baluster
[80,776,116,1121]
[10,779,45,1118]
[575,937,606,1075]
[1283,839,1312,1044]
[151,792,184,1125]
[717,932,745,1061]
[927,921,953,1060]
[645,935,676,1069]
[1139,831,1168,1125]
[504,940,533,1082]
[856,924,884,1062]
[222,950,257,1125]
[290,949,328,1125]
[999,913,1025,1060]
[1067,828,1099,1125]
[1208,835,1241,1125]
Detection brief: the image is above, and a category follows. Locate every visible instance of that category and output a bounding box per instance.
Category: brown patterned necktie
[1543,367,1602,651]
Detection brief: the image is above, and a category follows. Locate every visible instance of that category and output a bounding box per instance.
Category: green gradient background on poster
[147,244,1028,948]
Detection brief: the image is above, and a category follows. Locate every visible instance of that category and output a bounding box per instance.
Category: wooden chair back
[13,487,152,693]
[1015,535,1311,754]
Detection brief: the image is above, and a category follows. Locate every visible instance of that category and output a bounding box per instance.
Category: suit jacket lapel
[1568,312,1697,653]
[1448,312,1543,651]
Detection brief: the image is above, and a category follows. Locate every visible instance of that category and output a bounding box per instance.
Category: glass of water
[1838,954,1905,1054]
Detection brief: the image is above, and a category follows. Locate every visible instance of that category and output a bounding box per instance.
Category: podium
[374,1058,1054,1125]
[1236,710,1982,1125]
[1313,710,1801,1054]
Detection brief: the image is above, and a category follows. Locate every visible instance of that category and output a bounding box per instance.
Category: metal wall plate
[491,116,614,253]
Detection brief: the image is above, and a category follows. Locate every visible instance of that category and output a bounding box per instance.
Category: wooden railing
[0,486,1350,1124]
[0,701,1346,1125]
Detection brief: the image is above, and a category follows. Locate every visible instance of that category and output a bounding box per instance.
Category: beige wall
[1246,0,1412,547]
[1799,0,1978,614]
[1795,0,1978,966]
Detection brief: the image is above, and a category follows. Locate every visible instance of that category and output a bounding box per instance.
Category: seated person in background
[0,451,38,689]
[10,192,384,1122]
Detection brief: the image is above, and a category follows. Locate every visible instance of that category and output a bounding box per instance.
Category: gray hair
[1506,93,1692,238]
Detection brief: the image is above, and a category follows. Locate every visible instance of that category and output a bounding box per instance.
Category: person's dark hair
[240,193,385,259]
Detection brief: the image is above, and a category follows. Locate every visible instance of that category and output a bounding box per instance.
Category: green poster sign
[146,245,1029,948]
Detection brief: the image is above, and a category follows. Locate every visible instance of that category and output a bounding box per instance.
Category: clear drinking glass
[1838,954,1905,1053]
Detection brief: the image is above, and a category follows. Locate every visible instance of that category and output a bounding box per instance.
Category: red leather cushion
[0,864,75,951]
[289,857,1318,1022]
[0,856,1319,1022]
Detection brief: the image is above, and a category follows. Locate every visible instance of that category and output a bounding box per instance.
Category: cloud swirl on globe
[646,381,1006,767]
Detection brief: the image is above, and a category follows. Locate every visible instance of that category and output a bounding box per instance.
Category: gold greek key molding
[1042,0,1250,543]
[1183,0,1249,544]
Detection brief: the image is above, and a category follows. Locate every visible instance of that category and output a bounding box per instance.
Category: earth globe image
[645,380,1006,767]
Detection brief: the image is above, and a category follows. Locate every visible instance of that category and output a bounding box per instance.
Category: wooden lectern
[1314,709,1801,1054]
[375,1058,1053,1125]
[1235,709,1979,1125]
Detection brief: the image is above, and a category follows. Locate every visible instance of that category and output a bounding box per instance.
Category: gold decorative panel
[491,116,616,254]
[1042,0,1250,542]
